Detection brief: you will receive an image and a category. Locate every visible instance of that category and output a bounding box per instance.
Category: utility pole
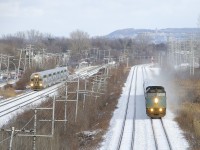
[17,95,57,149]
[0,55,2,71]
[33,109,37,150]
[26,44,34,68]
[189,37,195,75]
[7,56,14,80]
[41,48,46,67]
[9,127,14,150]
[0,127,35,150]
[17,48,24,80]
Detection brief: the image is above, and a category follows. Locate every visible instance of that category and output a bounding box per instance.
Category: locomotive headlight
[159,108,163,112]
[154,97,159,104]
[39,83,42,86]
[150,108,154,112]
[34,75,39,78]
[30,83,34,86]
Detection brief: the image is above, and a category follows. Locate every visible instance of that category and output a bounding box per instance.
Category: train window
[31,79,34,81]
[148,89,156,93]
[53,73,56,75]
[147,93,156,97]
[43,75,47,78]
[157,93,166,96]
[49,74,52,77]
[57,72,60,74]
[157,89,165,93]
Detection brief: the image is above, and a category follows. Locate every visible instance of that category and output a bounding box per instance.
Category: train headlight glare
[39,83,42,86]
[150,108,154,112]
[159,108,163,112]
[34,75,39,78]
[154,98,159,104]
[30,83,33,86]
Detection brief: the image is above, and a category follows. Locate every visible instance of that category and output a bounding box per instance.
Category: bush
[174,70,200,149]
[15,68,36,90]
[0,87,17,98]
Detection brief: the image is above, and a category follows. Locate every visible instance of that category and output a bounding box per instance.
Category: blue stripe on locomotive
[146,96,166,108]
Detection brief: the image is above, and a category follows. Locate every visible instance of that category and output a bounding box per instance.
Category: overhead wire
[0,115,34,144]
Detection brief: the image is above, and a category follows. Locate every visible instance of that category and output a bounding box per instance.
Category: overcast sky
[0,0,199,37]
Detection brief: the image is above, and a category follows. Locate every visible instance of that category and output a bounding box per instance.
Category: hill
[106,28,200,43]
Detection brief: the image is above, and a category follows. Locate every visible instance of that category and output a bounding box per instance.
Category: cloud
[0,0,44,18]
[0,1,20,17]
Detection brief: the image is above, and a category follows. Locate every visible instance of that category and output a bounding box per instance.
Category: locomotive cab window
[146,86,165,93]
[146,86,166,97]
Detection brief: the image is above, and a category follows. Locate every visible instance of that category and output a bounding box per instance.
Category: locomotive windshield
[146,86,165,92]
[146,86,165,96]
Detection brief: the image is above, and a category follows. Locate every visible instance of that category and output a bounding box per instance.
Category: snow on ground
[77,129,102,137]
[163,110,189,149]
[119,67,137,150]
[100,65,189,150]
[100,67,134,150]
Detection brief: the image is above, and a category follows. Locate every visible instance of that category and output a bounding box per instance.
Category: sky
[0,0,200,37]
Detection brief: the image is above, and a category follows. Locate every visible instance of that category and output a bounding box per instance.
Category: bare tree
[26,29,43,43]
[69,30,90,56]
[135,33,153,56]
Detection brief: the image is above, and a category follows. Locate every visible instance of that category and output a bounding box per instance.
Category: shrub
[0,87,17,98]
[15,68,36,90]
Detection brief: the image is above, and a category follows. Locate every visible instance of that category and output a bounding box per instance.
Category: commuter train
[30,67,68,91]
[143,80,166,118]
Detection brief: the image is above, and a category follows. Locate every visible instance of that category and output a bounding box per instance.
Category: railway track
[107,66,137,149]
[151,118,172,150]
[143,65,172,150]
[118,66,138,150]
[0,65,108,125]
[0,83,64,118]
[0,90,36,107]
[102,65,188,150]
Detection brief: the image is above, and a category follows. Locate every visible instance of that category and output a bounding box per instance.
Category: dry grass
[174,70,200,150]
[0,64,129,150]
[0,87,17,98]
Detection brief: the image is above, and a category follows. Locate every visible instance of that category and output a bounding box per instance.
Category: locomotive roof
[143,80,165,90]
[146,86,164,90]
[31,67,67,77]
